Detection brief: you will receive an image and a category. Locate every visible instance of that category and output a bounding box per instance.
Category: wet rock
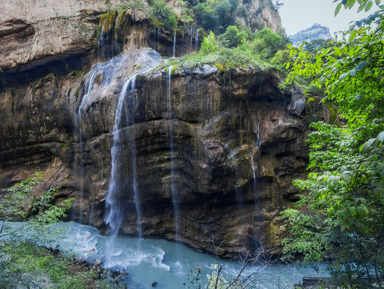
[288,85,306,116]
[0,50,312,257]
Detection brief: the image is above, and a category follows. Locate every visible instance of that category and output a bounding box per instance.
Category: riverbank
[0,241,127,289]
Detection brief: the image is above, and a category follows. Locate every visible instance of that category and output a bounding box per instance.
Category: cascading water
[105,76,135,237]
[104,75,136,266]
[124,75,143,239]
[78,67,101,223]
[98,24,105,60]
[167,66,180,241]
[256,121,260,149]
[104,50,163,265]
[250,122,261,253]
[250,122,260,195]
[195,29,199,51]
[190,27,193,51]
[172,31,176,58]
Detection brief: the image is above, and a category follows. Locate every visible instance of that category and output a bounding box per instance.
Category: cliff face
[0,48,309,256]
[0,1,302,257]
[0,0,282,74]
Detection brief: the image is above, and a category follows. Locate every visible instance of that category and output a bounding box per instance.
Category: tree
[250,28,286,59]
[199,31,219,55]
[282,1,384,286]
[221,25,248,48]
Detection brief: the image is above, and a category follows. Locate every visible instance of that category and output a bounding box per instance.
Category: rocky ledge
[0,46,320,257]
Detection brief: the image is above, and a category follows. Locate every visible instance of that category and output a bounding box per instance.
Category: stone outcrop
[0,46,315,257]
[0,0,299,258]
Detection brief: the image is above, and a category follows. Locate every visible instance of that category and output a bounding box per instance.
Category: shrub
[250,28,287,59]
[199,31,219,55]
[221,25,248,48]
[151,0,178,31]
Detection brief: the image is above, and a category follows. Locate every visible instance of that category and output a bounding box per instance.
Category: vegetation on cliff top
[282,0,384,286]
[168,26,289,72]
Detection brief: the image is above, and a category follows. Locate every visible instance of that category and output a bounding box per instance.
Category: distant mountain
[289,23,332,46]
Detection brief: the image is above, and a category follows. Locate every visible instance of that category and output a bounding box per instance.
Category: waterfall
[195,29,199,51]
[103,50,162,247]
[125,75,143,239]
[250,152,257,195]
[190,27,193,52]
[250,122,260,195]
[98,22,105,60]
[256,122,260,149]
[102,50,163,265]
[78,67,100,223]
[105,76,136,237]
[167,66,179,240]
[172,31,176,58]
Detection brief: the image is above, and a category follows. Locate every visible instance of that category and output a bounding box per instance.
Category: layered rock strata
[0,47,312,257]
[0,0,300,258]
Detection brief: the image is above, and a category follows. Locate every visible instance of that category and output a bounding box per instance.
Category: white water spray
[126,76,143,239]
[78,67,101,223]
[195,29,199,51]
[190,27,193,51]
[105,76,136,236]
[104,51,163,260]
[167,66,180,240]
[172,31,176,58]
[250,122,260,195]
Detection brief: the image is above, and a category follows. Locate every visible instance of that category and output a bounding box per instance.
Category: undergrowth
[0,241,126,289]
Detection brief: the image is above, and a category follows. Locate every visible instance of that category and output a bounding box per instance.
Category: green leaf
[335,2,343,16]
[376,131,384,142]
[358,2,368,11]
[346,0,356,8]
[365,1,373,10]
[375,0,380,5]
[339,72,349,80]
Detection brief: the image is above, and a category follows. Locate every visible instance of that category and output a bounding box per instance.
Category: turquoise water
[1,221,328,289]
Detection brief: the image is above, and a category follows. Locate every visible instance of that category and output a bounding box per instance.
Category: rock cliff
[0,1,308,258]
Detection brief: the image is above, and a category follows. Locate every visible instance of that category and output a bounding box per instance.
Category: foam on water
[1,221,328,289]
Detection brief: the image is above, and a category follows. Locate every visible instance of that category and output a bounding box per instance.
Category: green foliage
[270,48,291,72]
[287,14,384,127]
[169,44,269,72]
[282,7,384,286]
[334,0,381,16]
[150,0,178,31]
[0,242,125,289]
[221,25,248,48]
[199,31,219,55]
[178,0,194,26]
[192,0,238,34]
[283,123,384,285]
[169,25,289,73]
[0,172,73,225]
[0,172,42,220]
[248,28,287,60]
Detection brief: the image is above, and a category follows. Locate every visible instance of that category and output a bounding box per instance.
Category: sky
[278,0,380,36]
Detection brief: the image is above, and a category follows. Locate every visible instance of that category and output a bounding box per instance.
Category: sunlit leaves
[334,0,381,13]
[282,9,384,281]
[286,18,384,126]
[335,2,343,16]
